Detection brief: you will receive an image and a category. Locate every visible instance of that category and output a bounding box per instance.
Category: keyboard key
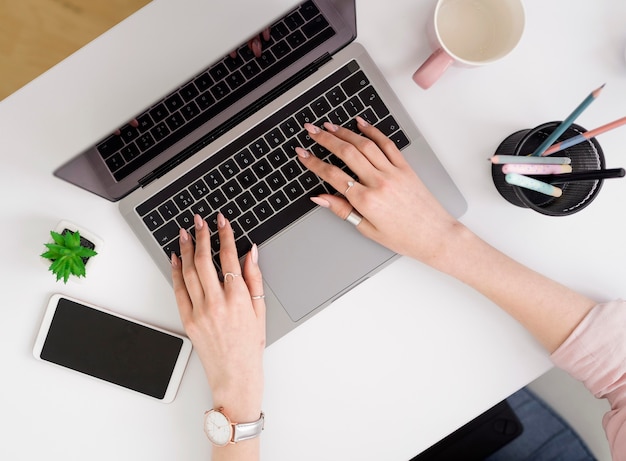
[241,60,261,79]
[105,153,124,172]
[150,123,170,142]
[281,160,302,181]
[223,179,243,199]
[251,180,272,201]
[207,189,227,208]
[237,170,257,188]
[285,11,304,30]
[294,107,315,126]
[137,132,156,151]
[165,94,184,112]
[284,180,305,200]
[136,113,154,132]
[97,135,123,159]
[195,91,215,110]
[238,211,259,232]
[154,220,180,246]
[311,96,331,117]
[286,30,306,49]
[121,143,141,162]
[300,1,320,21]
[191,199,211,218]
[149,103,169,122]
[176,210,194,229]
[235,191,255,212]
[302,15,330,38]
[166,112,185,131]
[224,54,244,72]
[252,200,273,221]
[189,179,209,199]
[252,158,272,178]
[343,96,364,117]
[235,148,255,169]
[181,101,200,121]
[205,170,224,188]
[389,130,410,150]
[173,189,194,209]
[226,70,245,90]
[221,202,241,220]
[158,200,178,220]
[194,72,213,91]
[376,115,401,137]
[249,138,270,158]
[210,81,230,100]
[267,171,287,190]
[120,124,139,143]
[359,85,389,118]
[180,82,199,102]
[341,71,369,96]
[264,127,285,148]
[272,40,291,59]
[209,63,228,82]
[326,86,347,105]
[143,211,164,231]
[219,160,239,179]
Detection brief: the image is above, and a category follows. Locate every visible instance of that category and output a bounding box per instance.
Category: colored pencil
[531,83,605,157]
[541,116,626,156]
[502,163,572,175]
[543,168,626,184]
[505,173,563,197]
[490,155,571,165]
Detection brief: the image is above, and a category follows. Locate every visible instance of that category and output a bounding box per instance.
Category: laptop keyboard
[136,59,410,268]
[96,1,335,182]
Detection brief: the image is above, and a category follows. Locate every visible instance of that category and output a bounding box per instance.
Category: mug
[413,0,525,89]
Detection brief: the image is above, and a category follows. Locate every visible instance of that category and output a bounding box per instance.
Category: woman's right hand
[295,117,463,270]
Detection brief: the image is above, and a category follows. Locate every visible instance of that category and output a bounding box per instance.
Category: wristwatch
[203,408,265,446]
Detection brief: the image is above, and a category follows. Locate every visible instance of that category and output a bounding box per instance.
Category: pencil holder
[491,121,605,216]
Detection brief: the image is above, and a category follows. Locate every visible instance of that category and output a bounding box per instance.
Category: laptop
[55,0,467,345]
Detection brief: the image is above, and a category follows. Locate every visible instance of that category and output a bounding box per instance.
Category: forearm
[423,222,597,353]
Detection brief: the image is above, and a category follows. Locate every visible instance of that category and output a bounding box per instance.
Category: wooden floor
[0,0,150,100]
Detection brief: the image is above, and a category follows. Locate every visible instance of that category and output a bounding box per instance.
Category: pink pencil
[542,115,626,157]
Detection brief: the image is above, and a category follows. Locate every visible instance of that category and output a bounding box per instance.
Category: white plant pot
[42,220,104,282]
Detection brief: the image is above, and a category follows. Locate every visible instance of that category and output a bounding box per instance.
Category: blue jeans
[485,388,596,461]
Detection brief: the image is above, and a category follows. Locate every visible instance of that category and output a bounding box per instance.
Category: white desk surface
[2,0,625,459]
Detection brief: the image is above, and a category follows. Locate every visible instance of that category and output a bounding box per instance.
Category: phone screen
[39,297,186,400]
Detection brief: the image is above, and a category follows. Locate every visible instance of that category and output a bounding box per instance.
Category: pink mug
[413,0,525,89]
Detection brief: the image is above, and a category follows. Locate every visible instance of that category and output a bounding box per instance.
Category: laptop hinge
[138,52,333,188]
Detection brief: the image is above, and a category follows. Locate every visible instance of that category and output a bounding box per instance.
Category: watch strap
[232,412,265,443]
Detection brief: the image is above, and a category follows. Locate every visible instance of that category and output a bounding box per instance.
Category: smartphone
[33,294,193,403]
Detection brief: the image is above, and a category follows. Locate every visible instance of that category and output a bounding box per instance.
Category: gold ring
[223,272,241,283]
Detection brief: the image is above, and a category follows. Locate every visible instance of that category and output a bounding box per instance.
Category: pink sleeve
[551,299,626,461]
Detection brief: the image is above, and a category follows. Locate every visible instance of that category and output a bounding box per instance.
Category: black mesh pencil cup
[491,121,605,216]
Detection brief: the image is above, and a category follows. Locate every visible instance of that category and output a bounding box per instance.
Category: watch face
[204,410,232,446]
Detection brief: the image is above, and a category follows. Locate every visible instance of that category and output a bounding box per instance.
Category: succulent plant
[41,230,98,283]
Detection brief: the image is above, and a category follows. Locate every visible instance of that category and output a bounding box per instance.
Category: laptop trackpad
[259,209,395,322]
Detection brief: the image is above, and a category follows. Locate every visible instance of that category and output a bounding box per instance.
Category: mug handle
[412,48,454,89]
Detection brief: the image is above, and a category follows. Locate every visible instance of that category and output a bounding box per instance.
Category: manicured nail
[251,243,259,264]
[217,212,226,229]
[324,122,339,132]
[310,196,330,208]
[194,214,204,230]
[304,123,321,134]
[252,38,262,57]
[356,116,368,127]
[179,228,189,242]
[171,253,179,268]
[295,147,310,159]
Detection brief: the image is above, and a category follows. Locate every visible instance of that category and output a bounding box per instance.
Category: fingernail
[217,212,226,229]
[194,214,203,230]
[252,38,262,57]
[304,123,321,134]
[356,116,368,127]
[251,243,259,264]
[295,147,310,159]
[171,253,179,268]
[310,196,330,208]
[179,228,189,242]
[324,122,339,132]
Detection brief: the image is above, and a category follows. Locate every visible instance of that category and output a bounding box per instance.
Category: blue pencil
[531,84,605,157]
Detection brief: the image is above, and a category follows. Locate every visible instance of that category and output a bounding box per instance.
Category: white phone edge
[32,293,193,404]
